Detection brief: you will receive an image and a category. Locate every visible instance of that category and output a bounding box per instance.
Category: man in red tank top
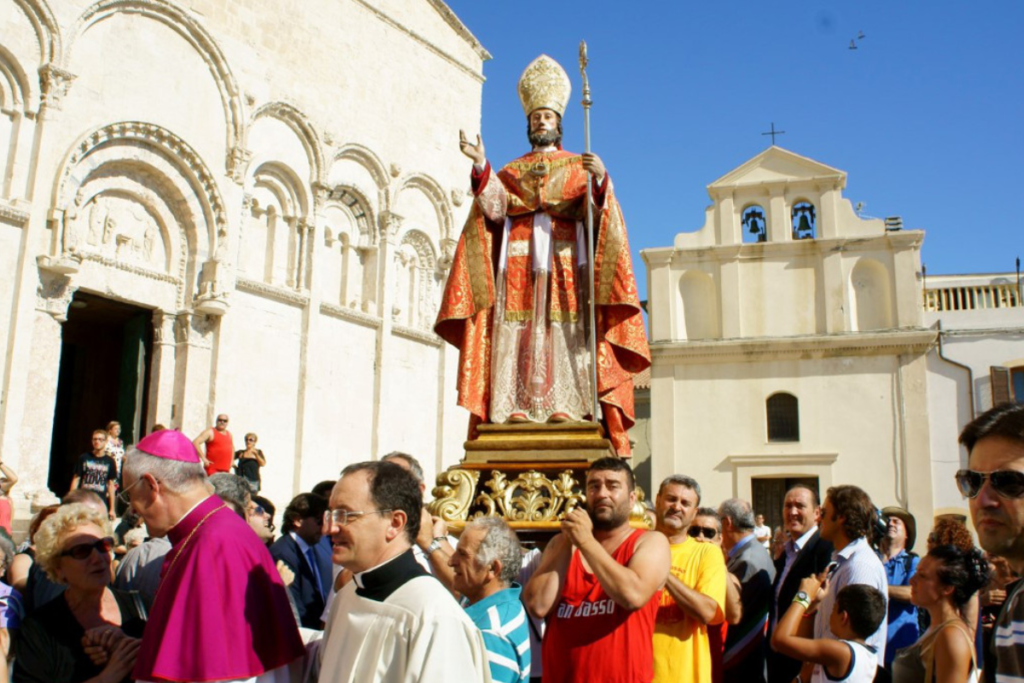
[192,414,235,476]
[523,457,671,683]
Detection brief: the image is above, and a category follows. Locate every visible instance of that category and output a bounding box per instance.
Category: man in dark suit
[270,492,331,629]
[766,485,834,683]
[719,498,777,683]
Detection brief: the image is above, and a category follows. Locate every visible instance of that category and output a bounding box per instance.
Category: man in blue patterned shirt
[451,517,531,683]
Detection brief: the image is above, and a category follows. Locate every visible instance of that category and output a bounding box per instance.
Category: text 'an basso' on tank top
[542,528,661,683]
[205,429,233,474]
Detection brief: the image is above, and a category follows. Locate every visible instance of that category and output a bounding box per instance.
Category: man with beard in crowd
[523,457,669,683]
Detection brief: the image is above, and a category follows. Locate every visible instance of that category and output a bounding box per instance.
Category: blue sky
[445,2,1024,300]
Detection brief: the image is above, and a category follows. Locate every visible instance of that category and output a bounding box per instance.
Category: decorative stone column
[171,311,217,435]
[18,272,78,508]
[368,210,402,458]
[147,311,178,430]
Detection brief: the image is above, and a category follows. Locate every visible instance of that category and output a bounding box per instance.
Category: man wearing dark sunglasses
[958,402,1024,682]
[651,475,727,683]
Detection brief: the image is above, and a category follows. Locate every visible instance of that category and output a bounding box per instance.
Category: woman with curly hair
[892,545,990,683]
[14,504,150,683]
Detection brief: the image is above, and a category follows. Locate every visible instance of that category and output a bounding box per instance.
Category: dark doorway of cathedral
[48,293,153,496]
[751,475,820,540]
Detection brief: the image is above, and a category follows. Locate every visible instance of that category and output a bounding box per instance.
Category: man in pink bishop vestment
[121,429,304,683]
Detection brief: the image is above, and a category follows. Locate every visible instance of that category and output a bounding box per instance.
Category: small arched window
[767,393,800,442]
[742,205,767,243]
[791,202,816,240]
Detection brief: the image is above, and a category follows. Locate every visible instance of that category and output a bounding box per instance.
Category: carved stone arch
[393,173,453,243]
[251,160,308,219]
[394,227,439,329]
[51,122,227,307]
[12,0,62,66]
[0,44,33,112]
[251,102,324,186]
[324,184,374,246]
[67,1,243,155]
[319,187,372,310]
[399,228,438,270]
[333,144,389,191]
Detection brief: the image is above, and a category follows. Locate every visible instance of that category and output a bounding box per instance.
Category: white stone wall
[0,0,488,518]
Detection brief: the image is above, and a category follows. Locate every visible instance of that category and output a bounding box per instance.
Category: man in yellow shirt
[653,475,728,683]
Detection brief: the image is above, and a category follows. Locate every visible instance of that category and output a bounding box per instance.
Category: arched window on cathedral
[766,392,800,442]
[742,205,767,243]
[791,201,816,240]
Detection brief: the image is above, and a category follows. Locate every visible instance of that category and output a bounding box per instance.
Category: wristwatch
[426,537,446,555]
[792,591,812,610]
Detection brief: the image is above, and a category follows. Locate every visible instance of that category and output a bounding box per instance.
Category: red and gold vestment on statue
[435,149,650,456]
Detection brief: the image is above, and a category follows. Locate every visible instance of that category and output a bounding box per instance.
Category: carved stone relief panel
[68,193,168,271]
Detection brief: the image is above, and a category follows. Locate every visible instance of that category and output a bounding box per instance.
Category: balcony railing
[924,283,1022,312]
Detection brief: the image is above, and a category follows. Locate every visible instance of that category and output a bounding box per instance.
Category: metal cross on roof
[762,122,786,146]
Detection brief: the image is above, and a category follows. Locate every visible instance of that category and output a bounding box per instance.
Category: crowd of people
[0,403,1017,682]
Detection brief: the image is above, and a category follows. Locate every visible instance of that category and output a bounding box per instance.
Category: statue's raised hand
[459,130,486,166]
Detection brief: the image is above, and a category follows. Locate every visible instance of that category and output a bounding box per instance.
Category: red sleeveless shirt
[543,528,661,683]
[205,429,233,475]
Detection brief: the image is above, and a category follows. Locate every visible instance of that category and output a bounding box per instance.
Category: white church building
[640,146,1023,548]
[0,0,487,516]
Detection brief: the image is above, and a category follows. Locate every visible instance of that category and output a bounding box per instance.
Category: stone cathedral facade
[0,0,488,516]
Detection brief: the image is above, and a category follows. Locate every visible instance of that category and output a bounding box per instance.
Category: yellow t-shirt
[652,537,727,683]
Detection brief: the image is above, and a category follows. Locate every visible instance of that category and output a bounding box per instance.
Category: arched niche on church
[392,174,453,248]
[50,122,225,311]
[791,201,816,240]
[678,270,720,340]
[0,42,32,201]
[741,204,768,244]
[392,227,439,330]
[319,186,372,311]
[243,161,308,288]
[849,257,894,331]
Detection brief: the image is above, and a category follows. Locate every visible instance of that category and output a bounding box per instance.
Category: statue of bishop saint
[434,54,650,457]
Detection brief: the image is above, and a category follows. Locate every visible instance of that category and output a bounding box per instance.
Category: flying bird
[858,30,865,40]
[849,39,858,50]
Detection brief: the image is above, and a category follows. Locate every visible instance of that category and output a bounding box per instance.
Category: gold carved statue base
[428,421,650,542]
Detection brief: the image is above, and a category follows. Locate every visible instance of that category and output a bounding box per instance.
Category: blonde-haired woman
[14,504,150,683]
[233,433,266,493]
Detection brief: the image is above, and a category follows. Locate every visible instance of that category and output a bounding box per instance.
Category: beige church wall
[379,334,446,483]
[649,351,934,549]
[739,256,819,337]
[57,10,228,191]
[175,0,485,189]
[213,291,304,502]
[305,313,378,474]
[0,221,23,367]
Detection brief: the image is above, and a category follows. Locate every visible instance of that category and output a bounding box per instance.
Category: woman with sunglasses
[14,504,151,683]
[891,545,990,683]
[234,433,265,493]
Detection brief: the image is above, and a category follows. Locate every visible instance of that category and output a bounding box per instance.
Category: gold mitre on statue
[517,54,571,118]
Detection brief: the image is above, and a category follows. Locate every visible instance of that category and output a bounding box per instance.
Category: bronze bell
[795,213,813,238]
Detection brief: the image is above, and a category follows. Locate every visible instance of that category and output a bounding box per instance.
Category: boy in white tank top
[772,577,887,683]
